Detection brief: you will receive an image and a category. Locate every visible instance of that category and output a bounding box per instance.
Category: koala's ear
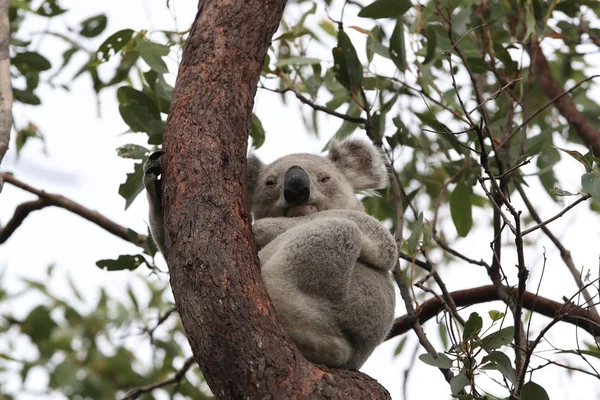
[328,139,388,190]
[246,154,264,201]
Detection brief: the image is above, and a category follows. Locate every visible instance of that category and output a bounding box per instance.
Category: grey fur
[144,138,397,369]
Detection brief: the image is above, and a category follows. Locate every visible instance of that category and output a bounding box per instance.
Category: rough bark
[0,0,13,192]
[162,1,390,398]
[528,41,600,156]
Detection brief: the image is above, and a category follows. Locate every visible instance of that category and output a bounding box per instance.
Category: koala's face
[247,139,388,220]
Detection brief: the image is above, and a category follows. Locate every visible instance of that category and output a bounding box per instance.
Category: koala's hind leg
[261,217,361,300]
[144,150,165,252]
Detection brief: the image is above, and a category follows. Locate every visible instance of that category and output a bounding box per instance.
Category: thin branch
[260,85,367,124]
[121,356,195,400]
[0,0,12,191]
[0,172,148,246]
[145,306,177,344]
[387,284,600,339]
[522,194,592,236]
[516,183,600,320]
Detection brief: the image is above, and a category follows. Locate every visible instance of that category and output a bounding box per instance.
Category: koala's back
[340,263,396,368]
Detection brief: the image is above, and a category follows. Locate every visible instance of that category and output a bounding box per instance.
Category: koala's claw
[144,150,164,204]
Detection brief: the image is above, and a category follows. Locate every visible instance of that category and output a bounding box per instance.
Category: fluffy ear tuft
[328,138,388,191]
[246,154,264,202]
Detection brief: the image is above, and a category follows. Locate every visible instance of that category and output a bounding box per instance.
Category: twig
[260,86,366,124]
[0,172,148,246]
[121,356,196,400]
[516,279,600,393]
[516,183,600,320]
[521,194,591,236]
[146,306,177,343]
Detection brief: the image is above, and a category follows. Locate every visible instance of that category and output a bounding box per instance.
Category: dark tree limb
[121,356,195,400]
[161,1,390,398]
[527,41,600,156]
[0,0,12,192]
[0,198,50,244]
[388,285,600,339]
[0,172,147,246]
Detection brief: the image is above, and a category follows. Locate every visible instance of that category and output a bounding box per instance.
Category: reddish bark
[528,41,600,156]
[161,1,390,398]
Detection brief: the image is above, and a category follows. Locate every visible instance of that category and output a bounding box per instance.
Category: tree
[1,0,600,399]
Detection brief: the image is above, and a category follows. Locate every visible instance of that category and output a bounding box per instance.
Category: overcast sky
[1,1,599,399]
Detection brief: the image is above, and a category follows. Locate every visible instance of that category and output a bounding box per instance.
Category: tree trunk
[0,0,13,191]
[162,1,390,398]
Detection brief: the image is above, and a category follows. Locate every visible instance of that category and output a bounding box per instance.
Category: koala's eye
[319,176,331,183]
[265,179,276,186]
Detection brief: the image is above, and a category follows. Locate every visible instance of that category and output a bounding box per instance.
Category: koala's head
[246,138,388,220]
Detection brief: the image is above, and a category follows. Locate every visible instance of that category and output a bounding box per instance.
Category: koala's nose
[284,166,310,205]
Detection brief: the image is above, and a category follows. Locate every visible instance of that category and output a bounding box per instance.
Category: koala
[144,138,397,370]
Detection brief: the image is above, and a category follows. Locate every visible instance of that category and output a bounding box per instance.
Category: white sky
[1,1,600,399]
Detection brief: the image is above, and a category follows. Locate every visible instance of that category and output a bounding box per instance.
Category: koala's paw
[144,150,164,205]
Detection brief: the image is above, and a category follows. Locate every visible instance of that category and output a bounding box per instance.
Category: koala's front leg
[252,216,311,249]
[144,150,166,253]
[317,210,398,271]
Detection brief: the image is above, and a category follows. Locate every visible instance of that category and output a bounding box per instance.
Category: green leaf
[418,353,453,369]
[331,102,362,141]
[35,0,67,17]
[482,351,516,385]
[136,41,170,74]
[423,25,437,64]
[488,310,505,321]
[13,89,41,105]
[581,172,600,203]
[117,86,162,133]
[358,0,412,19]
[407,212,424,253]
[522,381,550,400]
[96,254,146,271]
[116,144,149,159]
[366,26,383,65]
[450,371,469,394]
[49,359,78,389]
[12,51,52,72]
[550,187,578,196]
[20,305,57,348]
[79,14,107,38]
[463,312,483,340]
[481,326,514,352]
[450,181,473,237]
[119,161,145,209]
[250,114,265,149]
[275,57,321,67]
[554,146,592,171]
[332,28,363,97]
[389,18,407,72]
[96,29,135,62]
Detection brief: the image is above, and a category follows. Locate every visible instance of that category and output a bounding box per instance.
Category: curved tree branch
[388,285,600,339]
[0,0,13,191]
[528,41,600,156]
[0,172,147,246]
[161,1,390,398]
